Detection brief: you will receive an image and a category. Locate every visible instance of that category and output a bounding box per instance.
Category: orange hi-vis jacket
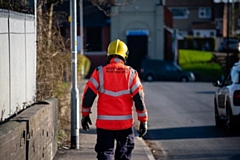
[81,58,148,130]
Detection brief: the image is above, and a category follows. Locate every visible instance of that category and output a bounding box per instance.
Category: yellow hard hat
[107,39,128,60]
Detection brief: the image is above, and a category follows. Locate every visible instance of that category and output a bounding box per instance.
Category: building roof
[192,23,216,30]
[166,0,214,7]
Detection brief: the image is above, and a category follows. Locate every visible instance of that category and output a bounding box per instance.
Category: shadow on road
[195,91,215,94]
[144,125,240,140]
[80,128,96,134]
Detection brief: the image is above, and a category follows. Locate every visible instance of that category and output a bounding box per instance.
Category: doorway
[127,35,148,73]
[86,27,102,51]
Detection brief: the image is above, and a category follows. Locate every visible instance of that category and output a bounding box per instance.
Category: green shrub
[77,54,91,79]
[179,49,213,64]
[178,49,224,81]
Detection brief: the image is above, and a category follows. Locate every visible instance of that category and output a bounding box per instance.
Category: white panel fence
[0,9,36,122]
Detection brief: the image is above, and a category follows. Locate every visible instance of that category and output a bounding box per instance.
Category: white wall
[0,9,36,121]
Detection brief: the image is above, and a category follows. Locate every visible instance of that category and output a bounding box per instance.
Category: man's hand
[81,115,92,131]
[138,122,147,137]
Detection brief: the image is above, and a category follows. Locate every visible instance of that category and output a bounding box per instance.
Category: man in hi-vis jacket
[81,39,148,160]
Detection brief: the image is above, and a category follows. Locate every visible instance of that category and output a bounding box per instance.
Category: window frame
[237,18,240,27]
[169,7,189,19]
[198,7,211,19]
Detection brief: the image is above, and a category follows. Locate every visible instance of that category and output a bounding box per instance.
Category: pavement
[53,80,155,160]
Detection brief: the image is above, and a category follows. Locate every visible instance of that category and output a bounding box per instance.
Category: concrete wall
[110,0,164,59]
[0,9,36,122]
[0,98,58,160]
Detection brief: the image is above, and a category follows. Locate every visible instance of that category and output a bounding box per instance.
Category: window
[210,31,215,37]
[199,7,211,18]
[179,31,188,36]
[238,18,240,27]
[169,8,188,19]
[215,18,222,30]
[232,71,240,83]
[165,64,177,71]
[223,73,232,86]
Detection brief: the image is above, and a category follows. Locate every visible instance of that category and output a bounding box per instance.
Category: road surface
[142,82,240,160]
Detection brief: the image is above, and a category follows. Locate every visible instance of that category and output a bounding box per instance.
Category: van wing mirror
[212,80,221,87]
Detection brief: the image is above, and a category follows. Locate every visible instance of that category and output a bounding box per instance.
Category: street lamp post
[227,0,230,73]
[70,0,80,149]
[79,0,84,76]
[226,0,230,74]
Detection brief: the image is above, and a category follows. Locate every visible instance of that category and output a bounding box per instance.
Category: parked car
[218,38,240,53]
[139,59,195,82]
[212,62,240,132]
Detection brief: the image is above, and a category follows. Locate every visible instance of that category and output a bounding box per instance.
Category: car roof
[233,62,240,66]
[232,62,240,70]
[142,59,173,63]
[141,59,175,69]
[224,38,239,41]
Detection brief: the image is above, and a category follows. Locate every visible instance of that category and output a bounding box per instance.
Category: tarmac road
[142,82,240,160]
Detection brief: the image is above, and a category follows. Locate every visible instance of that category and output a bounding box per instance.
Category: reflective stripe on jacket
[82,58,148,130]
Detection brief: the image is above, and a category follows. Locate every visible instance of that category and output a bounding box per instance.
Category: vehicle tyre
[145,74,154,82]
[226,102,235,133]
[214,99,225,127]
[180,76,189,82]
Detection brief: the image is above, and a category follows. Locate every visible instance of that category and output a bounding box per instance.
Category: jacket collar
[110,58,124,64]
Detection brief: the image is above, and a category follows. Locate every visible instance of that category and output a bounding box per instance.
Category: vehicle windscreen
[173,62,182,71]
[231,70,240,84]
[228,39,238,43]
[237,72,240,84]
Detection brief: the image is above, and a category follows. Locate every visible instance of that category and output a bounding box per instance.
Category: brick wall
[0,98,58,160]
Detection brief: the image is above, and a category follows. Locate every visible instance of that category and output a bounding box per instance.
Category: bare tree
[88,0,135,16]
[0,0,33,13]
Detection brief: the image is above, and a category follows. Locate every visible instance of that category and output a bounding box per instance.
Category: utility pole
[226,0,230,74]
[79,0,84,76]
[80,0,83,55]
[231,0,235,36]
[70,0,80,149]
[172,29,178,63]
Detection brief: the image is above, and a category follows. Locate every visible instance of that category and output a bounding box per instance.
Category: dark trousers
[95,127,135,160]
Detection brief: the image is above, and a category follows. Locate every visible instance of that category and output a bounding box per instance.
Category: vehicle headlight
[190,73,195,80]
